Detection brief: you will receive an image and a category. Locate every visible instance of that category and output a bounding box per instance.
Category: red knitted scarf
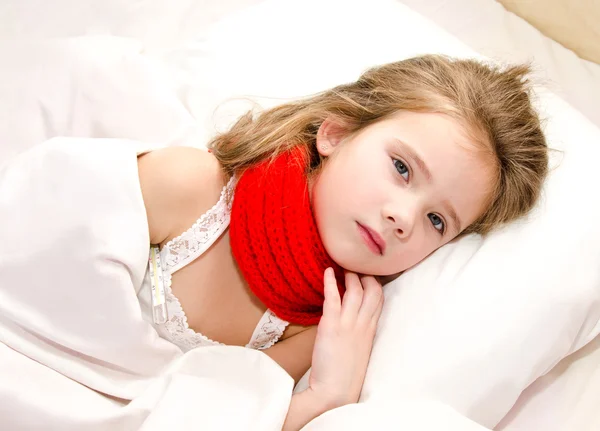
[229,147,345,326]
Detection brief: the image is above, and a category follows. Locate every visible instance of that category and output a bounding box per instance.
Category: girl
[3,55,548,430]
[136,55,548,429]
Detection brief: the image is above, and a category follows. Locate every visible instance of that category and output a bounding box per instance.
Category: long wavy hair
[208,55,548,235]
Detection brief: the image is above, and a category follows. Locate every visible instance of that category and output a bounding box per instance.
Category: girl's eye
[428,213,445,234]
[393,159,409,181]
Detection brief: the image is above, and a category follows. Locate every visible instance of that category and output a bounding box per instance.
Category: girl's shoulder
[137,146,227,246]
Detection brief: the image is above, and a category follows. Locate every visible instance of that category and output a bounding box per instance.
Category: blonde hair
[208,55,548,235]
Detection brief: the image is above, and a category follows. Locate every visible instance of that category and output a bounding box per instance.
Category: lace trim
[161,176,236,274]
[161,268,288,351]
[162,271,225,351]
[247,309,290,350]
[152,175,290,351]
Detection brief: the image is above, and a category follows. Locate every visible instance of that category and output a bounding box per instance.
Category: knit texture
[229,147,345,325]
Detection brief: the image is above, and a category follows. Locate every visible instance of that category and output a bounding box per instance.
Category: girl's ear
[316,117,346,156]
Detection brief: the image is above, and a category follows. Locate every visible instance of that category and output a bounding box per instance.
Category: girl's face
[311,111,494,276]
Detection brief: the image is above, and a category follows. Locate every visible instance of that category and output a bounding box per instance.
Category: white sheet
[0,0,263,52]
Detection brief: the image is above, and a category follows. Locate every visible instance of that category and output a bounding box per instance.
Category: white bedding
[2,0,598,127]
[0,138,294,430]
[395,0,600,128]
[1,1,599,430]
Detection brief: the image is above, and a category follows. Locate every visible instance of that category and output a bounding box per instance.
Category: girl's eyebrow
[393,138,432,182]
[393,138,462,234]
[441,200,462,235]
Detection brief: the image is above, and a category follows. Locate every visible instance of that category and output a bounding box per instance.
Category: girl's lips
[357,223,386,255]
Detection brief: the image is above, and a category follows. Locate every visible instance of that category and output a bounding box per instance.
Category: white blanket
[0,138,293,430]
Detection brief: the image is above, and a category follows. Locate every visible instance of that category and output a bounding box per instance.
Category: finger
[371,283,385,325]
[341,271,364,320]
[357,276,383,324]
[358,275,383,314]
[322,267,341,319]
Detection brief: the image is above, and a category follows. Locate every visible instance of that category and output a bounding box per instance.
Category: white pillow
[0,36,202,163]
[158,0,600,428]
[394,0,600,129]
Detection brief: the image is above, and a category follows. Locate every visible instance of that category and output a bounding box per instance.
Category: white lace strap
[161,176,236,274]
[246,309,290,350]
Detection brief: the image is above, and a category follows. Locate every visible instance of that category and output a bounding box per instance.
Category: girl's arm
[271,269,384,431]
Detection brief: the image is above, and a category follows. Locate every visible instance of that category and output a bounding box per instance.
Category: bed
[0,1,599,430]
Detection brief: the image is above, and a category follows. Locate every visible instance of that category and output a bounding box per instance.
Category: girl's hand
[308,268,384,408]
